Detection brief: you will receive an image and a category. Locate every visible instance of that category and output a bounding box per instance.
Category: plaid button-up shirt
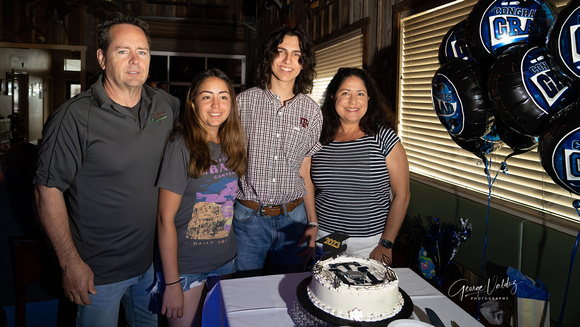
[237,87,322,205]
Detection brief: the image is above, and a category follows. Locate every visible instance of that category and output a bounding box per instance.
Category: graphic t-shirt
[157,137,237,273]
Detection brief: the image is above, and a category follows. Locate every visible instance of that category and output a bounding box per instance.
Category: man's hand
[161,284,184,319]
[62,258,96,305]
[297,226,317,263]
[369,246,393,266]
[35,185,95,305]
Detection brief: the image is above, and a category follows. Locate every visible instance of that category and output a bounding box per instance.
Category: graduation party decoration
[465,0,557,64]
[439,19,473,64]
[432,59,494,141]
[419,217,472,286]
[495,118,538,157]
[547,0,580,84]
[450,129,503,160]
[539,102,580,195]
[315,232,349,261]
[488,44,577,136]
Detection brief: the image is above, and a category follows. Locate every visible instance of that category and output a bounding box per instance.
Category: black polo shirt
[35,75,180,284]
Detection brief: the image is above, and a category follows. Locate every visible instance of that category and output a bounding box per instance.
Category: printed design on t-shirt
[186,156,237,242]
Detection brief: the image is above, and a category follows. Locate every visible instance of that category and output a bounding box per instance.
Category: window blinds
[311,30,364,105]
[398,0,580,229]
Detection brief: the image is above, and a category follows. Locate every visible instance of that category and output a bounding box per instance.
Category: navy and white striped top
[311,126,400,237]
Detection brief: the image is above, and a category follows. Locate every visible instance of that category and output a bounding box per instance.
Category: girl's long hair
[170,68,246,178]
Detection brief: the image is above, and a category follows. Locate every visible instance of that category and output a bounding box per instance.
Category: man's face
[97,24,150,92]
[270,35,303,85]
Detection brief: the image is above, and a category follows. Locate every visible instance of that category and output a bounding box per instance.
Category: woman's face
[193,76,232,133]
[333,75,369,126]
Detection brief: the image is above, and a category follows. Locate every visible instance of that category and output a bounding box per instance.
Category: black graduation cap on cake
[315,232,349,260]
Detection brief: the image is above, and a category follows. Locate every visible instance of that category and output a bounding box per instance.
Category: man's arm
[35,184,96,305]
[298,156,318,261]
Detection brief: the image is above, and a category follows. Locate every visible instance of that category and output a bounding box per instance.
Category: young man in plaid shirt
[233,25,322,276]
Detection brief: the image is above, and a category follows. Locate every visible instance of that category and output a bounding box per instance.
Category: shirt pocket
[282,124,308,169]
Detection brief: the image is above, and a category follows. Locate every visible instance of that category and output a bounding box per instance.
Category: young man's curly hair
[253,25,316,95]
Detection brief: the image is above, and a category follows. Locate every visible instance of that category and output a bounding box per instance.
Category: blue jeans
[233,200,308,273]
[175,259,236,292]
[77,264,157,327]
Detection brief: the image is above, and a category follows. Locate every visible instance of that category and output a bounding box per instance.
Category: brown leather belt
[238,198,303,216]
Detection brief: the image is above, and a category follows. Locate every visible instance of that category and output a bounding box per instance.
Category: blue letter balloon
[465,0,556,64]
[547,0,580,89]
[432,59,494,141]
[439,19,473,64]
[488,45,577,136]
[539,101,580,195]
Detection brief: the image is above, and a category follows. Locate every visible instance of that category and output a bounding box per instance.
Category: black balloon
[547,0,580,86]
[465,0,557,64]
[439,20,473,64]
[488,44,577,136]
[451,131,503,161]
[495,119,538,158]
[432,59,494,141]
[539,101,580,195]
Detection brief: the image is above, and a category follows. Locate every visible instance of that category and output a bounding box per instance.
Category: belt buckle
[260,204,276,216]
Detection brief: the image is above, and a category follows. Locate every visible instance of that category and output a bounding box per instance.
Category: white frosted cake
[307,256,403,322]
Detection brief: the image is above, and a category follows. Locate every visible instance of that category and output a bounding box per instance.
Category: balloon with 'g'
[547,0,580,84]
[539,101,580,195]
[439,19,473,64]
[488,44,577,136]
[465,0,557,64]
[431,59,494,141]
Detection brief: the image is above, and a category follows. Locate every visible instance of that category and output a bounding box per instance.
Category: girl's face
[194,76,232,133]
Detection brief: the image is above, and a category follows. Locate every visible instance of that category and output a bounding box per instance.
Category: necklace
[209,135,220,143]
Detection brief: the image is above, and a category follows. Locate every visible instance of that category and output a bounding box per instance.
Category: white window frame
[397,0,580,235]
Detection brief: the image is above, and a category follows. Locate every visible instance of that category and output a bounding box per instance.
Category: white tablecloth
[201,268,484,327]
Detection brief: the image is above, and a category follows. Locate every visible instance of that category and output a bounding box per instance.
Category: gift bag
[515,297,550,327]
[507,267,550,327]
[418,246,436,279]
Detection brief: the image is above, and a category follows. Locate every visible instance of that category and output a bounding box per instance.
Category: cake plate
[292,276,414,327]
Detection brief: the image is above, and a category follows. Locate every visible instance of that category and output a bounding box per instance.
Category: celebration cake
[306,256,404,322]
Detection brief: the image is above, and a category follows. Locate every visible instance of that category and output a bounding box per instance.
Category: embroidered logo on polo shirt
[151,110,167,122]
[300,117,309,128]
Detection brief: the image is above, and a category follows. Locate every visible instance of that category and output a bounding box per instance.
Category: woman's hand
[370,246,392,266]
[161,283,184,319]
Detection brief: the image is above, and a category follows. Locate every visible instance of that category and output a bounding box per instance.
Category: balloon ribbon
[476,153,502,320]
[556,200,580,327]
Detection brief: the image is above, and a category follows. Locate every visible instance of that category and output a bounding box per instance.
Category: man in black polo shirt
[34,12,179,326]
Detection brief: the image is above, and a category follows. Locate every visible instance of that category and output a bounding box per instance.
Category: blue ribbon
[556,201,580,327]
[475,153,501,320]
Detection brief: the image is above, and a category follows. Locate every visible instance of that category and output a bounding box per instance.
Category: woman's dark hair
[97,12,151,55]
[171,68,246,178]
[319,67,395,145]
[253,25,316,95]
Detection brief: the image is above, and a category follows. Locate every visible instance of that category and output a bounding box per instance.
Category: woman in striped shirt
[311,67,410,264]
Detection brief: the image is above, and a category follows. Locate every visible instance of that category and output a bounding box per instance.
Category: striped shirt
[311,126,400,237]
[237,87,323,204]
